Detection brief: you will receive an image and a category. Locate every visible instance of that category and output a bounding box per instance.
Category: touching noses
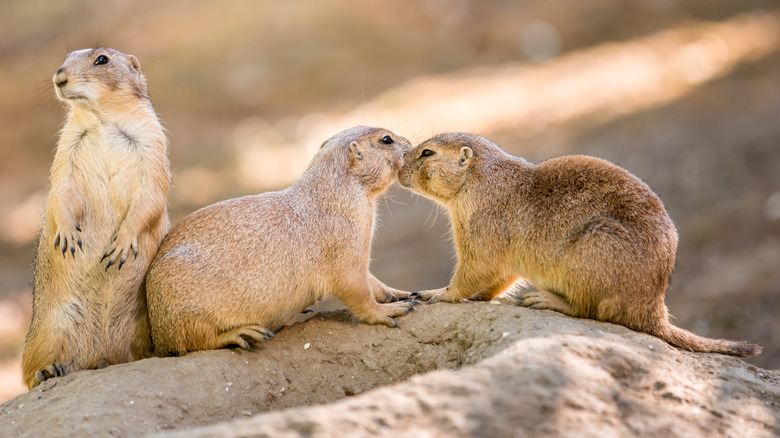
[402,147,414,162]
[53,67,68,87]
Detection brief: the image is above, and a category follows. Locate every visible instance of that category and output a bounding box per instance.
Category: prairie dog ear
[459,146,473,167]
[349,140,364,162]
[127,55,141,74]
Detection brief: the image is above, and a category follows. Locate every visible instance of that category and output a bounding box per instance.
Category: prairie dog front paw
[54,217,82,258]
[413,287,457,303]
[102,230,138,270]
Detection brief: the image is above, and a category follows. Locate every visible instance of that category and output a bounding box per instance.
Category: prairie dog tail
[652,321,761,357]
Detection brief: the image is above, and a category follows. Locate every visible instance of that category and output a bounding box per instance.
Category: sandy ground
[1,302,777,437]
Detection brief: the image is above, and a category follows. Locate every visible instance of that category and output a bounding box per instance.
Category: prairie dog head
[320,126,411,196]
[53,47,148,109]
[398,133,478,202]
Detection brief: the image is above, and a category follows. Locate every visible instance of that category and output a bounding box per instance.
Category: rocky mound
[1,302,778,437]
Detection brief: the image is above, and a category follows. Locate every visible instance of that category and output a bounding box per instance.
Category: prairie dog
[146,126,414,356]
[399,132,761,357]
[22,48,170,388]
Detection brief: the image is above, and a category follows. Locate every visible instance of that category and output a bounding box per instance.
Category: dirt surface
[1,302,777,437]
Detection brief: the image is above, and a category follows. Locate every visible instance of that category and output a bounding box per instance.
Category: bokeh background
[1,0,778,401]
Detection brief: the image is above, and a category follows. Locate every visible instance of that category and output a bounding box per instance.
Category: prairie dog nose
[53,67,68,87]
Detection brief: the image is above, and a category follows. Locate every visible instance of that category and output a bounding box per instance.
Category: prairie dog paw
[54,220,82,258]
[376,289,414,303]
[517,290,576,316]
[360,301,416,328]
[381,300,416,317]
[517,290,558,308]
[412,287,456,304]
[215,325,276,350]
[389,290,413,301]
[32,362,67,388]
[102,231,139,270]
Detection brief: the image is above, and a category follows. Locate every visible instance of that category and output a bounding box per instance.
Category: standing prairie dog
[22,48,170,389]
[399,132,761,357]
[146,126,414,356]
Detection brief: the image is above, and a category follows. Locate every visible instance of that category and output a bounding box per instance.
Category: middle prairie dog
[146,126,415,356]
[398,132,761,357]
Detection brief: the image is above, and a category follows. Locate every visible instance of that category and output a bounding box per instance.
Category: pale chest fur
[51,111,163,235]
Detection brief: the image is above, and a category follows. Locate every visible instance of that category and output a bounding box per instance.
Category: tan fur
[146,126,413,357]
[22,48,170,389]
[399,133,761,357]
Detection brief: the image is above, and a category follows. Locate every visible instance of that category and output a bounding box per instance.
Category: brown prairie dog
[399,132,761,357]
[145,126,414,357]
[21,48,170,389]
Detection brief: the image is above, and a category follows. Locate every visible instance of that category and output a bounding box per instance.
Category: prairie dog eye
[94,55,109,65]
[420,149,435,157]
[381,135,393,144]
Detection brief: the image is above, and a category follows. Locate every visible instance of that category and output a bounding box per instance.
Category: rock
[1,303,778,437]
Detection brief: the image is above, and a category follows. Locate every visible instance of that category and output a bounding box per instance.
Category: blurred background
[1,0,779,401]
